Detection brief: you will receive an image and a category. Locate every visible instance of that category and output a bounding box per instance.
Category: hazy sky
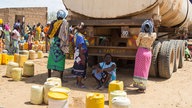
[0,0,67,13]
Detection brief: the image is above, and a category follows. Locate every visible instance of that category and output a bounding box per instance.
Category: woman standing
[4,24,11,52]
[133,14,157,93]
[47,10,69,81]
[72,24,88,88]
[10,25,20,54]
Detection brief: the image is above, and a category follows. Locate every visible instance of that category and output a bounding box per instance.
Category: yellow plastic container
[0,53,2,65]
[48,92,68,108]
[37,51,43,59]
[86,93,104,108]
[22,50,29,59]
[11,68,22,81]
[1,53,8,65]
[30,85,44,105]
[23,61,34,77]
[19,55,28,67]
[44,81,60,104]
[29,50,36,60]
[0,19,3,24]
[24,42,28,50]
[6,62,19,78]
[108,80,124,100]
[46,77,62,87]
[7,55,14,63]
[14,53,19,63]
[109,90,127,108]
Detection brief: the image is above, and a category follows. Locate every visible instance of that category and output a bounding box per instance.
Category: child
[185,40,191,61]
[92,53,116,90]
[27,31,34,50]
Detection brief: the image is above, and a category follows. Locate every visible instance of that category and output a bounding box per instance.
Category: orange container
[24,42,28,50]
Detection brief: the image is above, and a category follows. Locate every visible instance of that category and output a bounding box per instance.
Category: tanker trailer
[63,0,192,78]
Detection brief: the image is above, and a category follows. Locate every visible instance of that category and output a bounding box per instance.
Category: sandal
[98,86,105,90]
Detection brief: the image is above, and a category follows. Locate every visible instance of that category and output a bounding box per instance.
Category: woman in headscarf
[47,10,69,81]
[72,23,88,88]
[10,25,20,54]
[3,24,11,53]
[133,14,157,93]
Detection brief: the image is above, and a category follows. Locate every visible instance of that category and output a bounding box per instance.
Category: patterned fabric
[4,30,10,50]
[72,33,88,77]
[133,47,152,90]
[58,19,69,54]
[49,20,63,39]
[140,19,154,33]
[136,32,156,49]
[47,36,65,72]
[9,38,19,54]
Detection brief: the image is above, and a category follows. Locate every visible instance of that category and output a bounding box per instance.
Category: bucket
[29,50,36,60]
[37,51,43,59]
[86,93,104,108]
[18,55,28,67]
[30,85,44,105]
[22,50,29,59]
[112,97,131,108]
[6,62,19,78]
[109,90,127,108]
[1,53,8,65]
[11,67,22,81]
[7,55,14,63]
[14,53,19,63]
[108,80,124,100]
[46,77,62,87]
[48,92,68,108]
[44,81,60,104]
[23,61,34,77]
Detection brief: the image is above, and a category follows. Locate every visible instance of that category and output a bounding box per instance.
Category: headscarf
[140,19,154,34]
[4,24,10,31]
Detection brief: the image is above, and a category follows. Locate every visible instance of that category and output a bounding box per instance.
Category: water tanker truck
[63,0,192,78]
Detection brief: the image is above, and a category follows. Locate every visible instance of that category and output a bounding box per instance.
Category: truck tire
[158,41,175,78]
[178,40,185,68]
[149,41,161,77]
[170,40,180,72]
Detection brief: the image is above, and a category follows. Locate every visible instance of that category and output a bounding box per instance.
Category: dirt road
[0,56,192,108]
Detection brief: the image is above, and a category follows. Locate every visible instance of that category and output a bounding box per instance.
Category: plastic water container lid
[48,92,68,100]
[50,87,71,94]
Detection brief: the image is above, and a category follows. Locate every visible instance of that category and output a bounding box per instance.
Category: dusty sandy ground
[0,54,192,108]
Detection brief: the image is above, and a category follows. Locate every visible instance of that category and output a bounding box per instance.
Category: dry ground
[0,54,192,108]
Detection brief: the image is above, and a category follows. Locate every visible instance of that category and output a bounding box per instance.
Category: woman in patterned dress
[47,10,69,81]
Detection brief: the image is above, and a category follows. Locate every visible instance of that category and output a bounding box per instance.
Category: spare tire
[170,40,180,72]
[149,41,161,77]
[158,41,175,78]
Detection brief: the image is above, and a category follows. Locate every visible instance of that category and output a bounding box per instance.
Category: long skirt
[72,48,88,78]
[9,39,19,54]
[133,47,152,90]
[47,36,65,72]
